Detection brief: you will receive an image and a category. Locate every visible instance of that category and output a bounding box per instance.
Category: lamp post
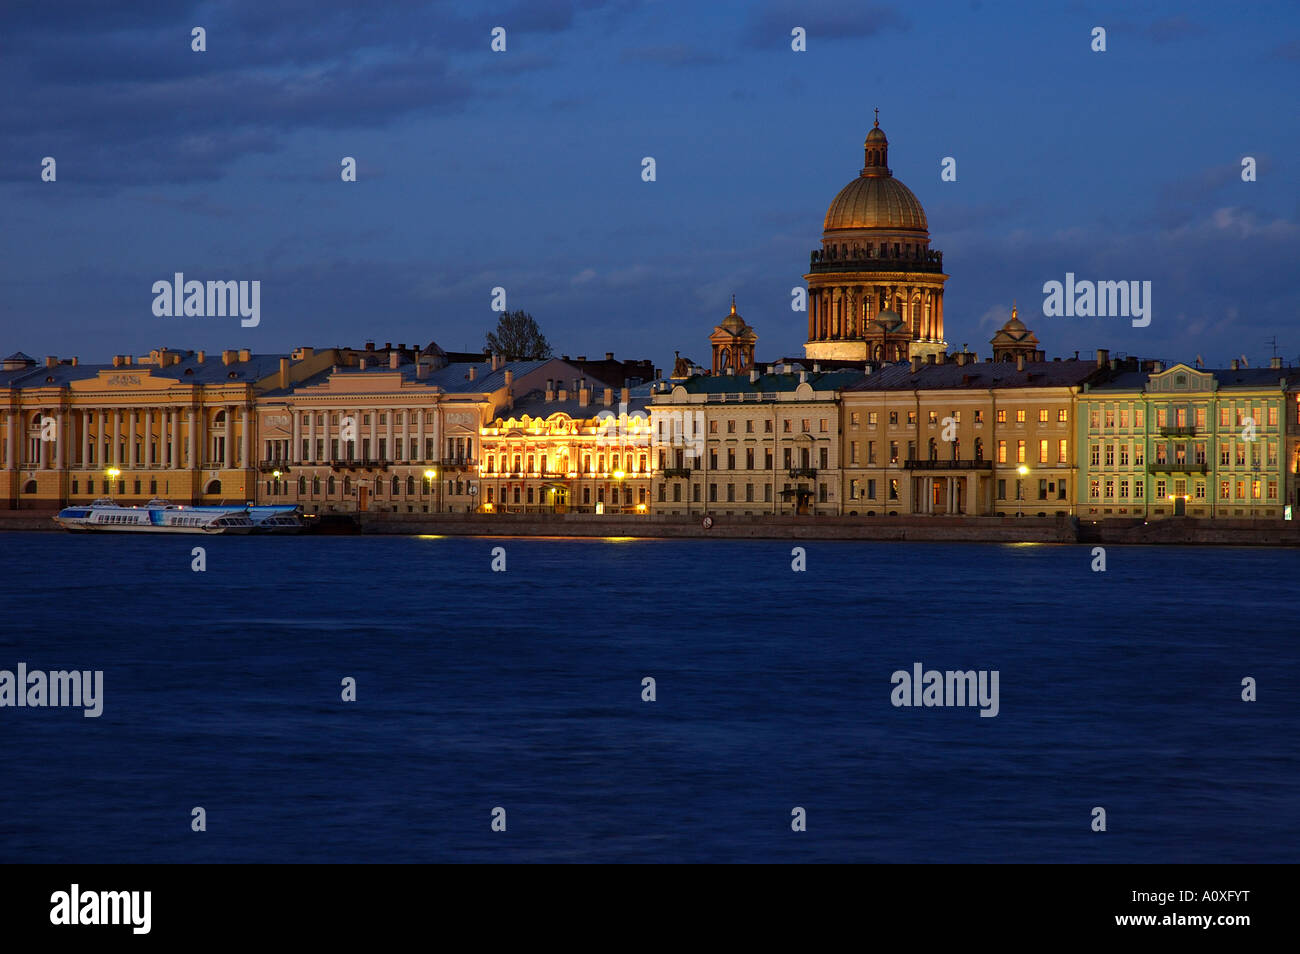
[424,468,437,514]
[105,467,120,500]
[613,469,625,515]
[1016,464,1028,517]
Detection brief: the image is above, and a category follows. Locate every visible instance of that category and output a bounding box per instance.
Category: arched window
[298,476,306,494]
[928,438,938,461]
[513,487,521,504]
[213,410,226,426]
[327,476,336,495]
[406,476,416,495]
[313,475,321,494]
[203,479,221,495]
[343,476,352,495]
[391,476,400,495]
[526,487,533,504]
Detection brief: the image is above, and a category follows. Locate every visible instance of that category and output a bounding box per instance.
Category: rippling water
[0,533,1295,862]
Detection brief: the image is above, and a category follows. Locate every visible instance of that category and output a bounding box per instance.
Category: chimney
[416,359,428,380]
[1271,356,1282,369]
[112,355,123,367]
[45,355,57,367]
[222,350,236,365]
[238,348,250,362]
[546,379,555,401]
[1096,349,1109,368]
[926,354,935,365]
[910,356,922,373]
[558,386,568,401]
[1016,355,1026,372]
[1230,359,1239,371]
[605,352,614,361]
[1152,361,1163,372]
[576,355,587,362]
[750,368,760,383]
[1109,358,1117,371]
[955,353,966,367]
[384,341,392,350]
[812,363,821,372]
[123,355,133,365]
[936,352,947,365]
[359,358,367,370]
[579,384,590,407]
[279,357,290,389]
[390,351,400,369]
[468,365,477,381]
[397,343,405,351]
[70,357,78,366]
[1074,350,1080,360]
[196,350,205,364]
[603,387,613,407]
[799,370,808,383]
[504,369,513,387]
[365,340,375,351]
[620,386,630,405]
[864,363,874,375]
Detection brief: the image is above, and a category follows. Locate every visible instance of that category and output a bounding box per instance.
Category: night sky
[3,0,1297,371]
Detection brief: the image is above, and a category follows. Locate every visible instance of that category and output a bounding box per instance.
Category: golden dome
[824,175,928,232]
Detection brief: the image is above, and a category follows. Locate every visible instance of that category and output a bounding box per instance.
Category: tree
[485,310,553,360]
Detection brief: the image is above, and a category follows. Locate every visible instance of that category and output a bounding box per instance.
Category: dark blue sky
[3,0,1297,371]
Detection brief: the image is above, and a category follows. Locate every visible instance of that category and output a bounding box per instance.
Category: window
[997,409,1007,424]
[850,442,859,465]
[998,440,1008,464]
[783,420,792,433]
[1134,445,1144,466]
[927,410,938,425]
[1135,408,1144,427]
[1156,479,1166,498]
[889,441,899,465]
[1196,408,1206,429]
[1089,409,1100,428]
[746,448,755,470]
[1104,479,1114,498]
[1195,482,1206,499]
[726,420,735,433]
[727,483,735,502]
[1119,479,1129,499]
[1057,408,1068,423]
[867,479,876,499]
[1016,439,1026,463]
[709,483,717,502]
[727,449,735,470]
[888,479,899,500]
[1119,444,1129,466]
[867,441,876,465]
[746,420,754,433]
[1058,439,1068,464]
[889,411,899,426]
[973,409,983,424]
[802,419,811,432]
[1039,439,1048,464]
[1134,479,1143,497]
[867,412,878,426]
[1105,408,1115,428]
[820,419,828,433]
[850,412,860,427]
[1090,480,1100,499]
[907,411,917,426]
[1105,445,1115,466]
[1016,409,1026,424]
[764,420,772,433]
[1119,408,1128,429]
[1039,408,1049,423]
[1155,443,1167,465]
[709,420,718,434]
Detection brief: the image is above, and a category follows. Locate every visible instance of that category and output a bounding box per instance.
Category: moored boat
[53,498,254,534]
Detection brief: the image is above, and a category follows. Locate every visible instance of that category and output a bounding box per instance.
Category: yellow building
[1,347,334,508]
[839,350,1100,517]
[479,382,652,513]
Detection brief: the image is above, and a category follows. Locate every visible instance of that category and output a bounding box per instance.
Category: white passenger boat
[184,503,305,532]
[53,498,254,534]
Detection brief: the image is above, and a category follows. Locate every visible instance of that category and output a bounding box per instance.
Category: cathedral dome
[824,176,928,233]
[823,114,928,234]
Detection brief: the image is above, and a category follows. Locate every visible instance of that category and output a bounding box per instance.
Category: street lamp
[424,468,437,513]
[1016,464,1029,517]
[613,469,625,514]
[105,467,120,499]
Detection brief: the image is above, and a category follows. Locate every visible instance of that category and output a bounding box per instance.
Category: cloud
[746,1,909,47]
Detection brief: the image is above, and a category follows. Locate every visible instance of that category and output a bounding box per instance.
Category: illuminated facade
[479,382,652,513]
[804,114,948,362]
[1077,360,1299,519]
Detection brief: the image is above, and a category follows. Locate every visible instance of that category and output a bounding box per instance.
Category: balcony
[1159,426,1197,437]
[1148,462,1207,474]
[788,467,818,479]
[257,460,291,473]
[329,458,390,471]
[808,245,944,275]
[663,467,693,478]
[904,458,994,471]
[439,457,474,470]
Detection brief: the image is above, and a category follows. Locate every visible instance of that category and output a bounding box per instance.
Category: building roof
[1087,365,1300,392]
[673,368,865,395]
[845,359,1100,392]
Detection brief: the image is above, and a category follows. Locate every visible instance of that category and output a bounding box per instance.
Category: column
[223,407,234,468]
[112,410,121,466]
[936,293,944,341]
[369,409,377,461]
[399,410,409,463]
[416,408,424,463]
[171,409,181,468]
[807,293,815,341]
[56,410,66,472]
[240,408,250,468]
[385,409,394,463]
[81,410,90,468]
[187,410,196,468]
[292,410,301,464]
[144,408,153,468]
[5,411,15,469]
[323,411,331,461]
[308,410,316,463]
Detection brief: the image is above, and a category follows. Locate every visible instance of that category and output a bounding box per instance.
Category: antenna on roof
[1266,336,1278,359]
[1239,354,1249,368]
